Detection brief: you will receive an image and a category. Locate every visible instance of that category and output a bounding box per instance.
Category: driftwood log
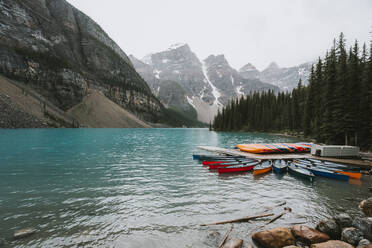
[200,213,274,226]
[218,225,233,248]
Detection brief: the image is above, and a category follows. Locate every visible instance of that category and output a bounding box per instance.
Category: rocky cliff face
[131,44,279,123]
[0,0,163,123]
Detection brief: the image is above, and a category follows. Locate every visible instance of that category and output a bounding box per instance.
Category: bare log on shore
[218,224,234,248]
[264,207,292,225]
[200,213,274,226]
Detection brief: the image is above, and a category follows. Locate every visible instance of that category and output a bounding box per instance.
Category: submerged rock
[357,239,371,248]
[353,217,372,240]
[310,240,354,248]
[316,218,341,239]
[252,227,295,248]
[335,213,353,228]
[223,238,243,248]
[291,225,330,244]
[13,228,36,239]
[0,238,7,247]
[360,198,372,217]
[341,227,364,246]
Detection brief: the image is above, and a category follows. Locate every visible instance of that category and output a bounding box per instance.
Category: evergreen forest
[213,33,372,149]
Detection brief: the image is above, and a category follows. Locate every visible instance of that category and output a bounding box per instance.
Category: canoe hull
[217,164,256,174]
[294,162,349,181]
[273,165,287,174]
[253,166,272,176]
[288,165,315,182]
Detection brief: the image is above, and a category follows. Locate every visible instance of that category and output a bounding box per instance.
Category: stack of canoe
[193,154,363,182]
[236,143,312,154]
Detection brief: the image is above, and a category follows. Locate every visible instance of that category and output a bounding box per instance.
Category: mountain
[238,63,260,80]
[131,44,279,123]
[258,62,313,91]
[0,0,170,128]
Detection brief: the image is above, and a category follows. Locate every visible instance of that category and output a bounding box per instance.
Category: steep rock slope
[0,0,163,126]
[68,90,151,128]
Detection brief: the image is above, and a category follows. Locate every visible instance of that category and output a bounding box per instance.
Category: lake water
[0,128,370,248]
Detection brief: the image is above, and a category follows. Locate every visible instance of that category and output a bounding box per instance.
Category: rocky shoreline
[217,198,372,248]
[3,198,371,247]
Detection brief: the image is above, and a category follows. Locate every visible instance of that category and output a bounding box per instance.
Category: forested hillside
[213,33,372,149]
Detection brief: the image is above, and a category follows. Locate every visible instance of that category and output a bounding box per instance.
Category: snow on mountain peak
[168,43,187,50]
[239,63,258,72]
[142,54,153,65]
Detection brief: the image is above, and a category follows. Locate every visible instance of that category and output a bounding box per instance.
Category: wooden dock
[197,146,312,160]
[197,146,372,169]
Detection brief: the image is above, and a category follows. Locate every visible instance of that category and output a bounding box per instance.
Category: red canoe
[209,162,256,170]
[217,163,259,174]
[203,159,252,166]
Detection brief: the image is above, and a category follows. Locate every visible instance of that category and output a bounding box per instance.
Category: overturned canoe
[236,143,311,154]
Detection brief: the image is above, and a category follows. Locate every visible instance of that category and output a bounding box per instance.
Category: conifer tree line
[213,33,372,149]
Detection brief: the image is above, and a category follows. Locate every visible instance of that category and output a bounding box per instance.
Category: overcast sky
[67,0,371,70]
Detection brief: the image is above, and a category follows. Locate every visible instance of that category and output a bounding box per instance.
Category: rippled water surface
[0,128,370,247]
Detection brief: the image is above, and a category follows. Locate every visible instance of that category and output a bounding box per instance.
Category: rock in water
[0,238,7,247]
[335,213,353,228]
[316,218,341,239]
[310,240,354,248]
[13,228,36,239]
[291,225,330,244]
[357,239,371,248]
[360,198,372,217]
[353,217,372,240]
[341,227,364,246]
[223,238,243,248]
[252,227,295,248]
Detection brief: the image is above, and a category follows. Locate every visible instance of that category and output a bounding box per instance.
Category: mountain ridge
[131,43,311,123]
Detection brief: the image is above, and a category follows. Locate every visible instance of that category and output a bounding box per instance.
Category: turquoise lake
[0,128,371,247]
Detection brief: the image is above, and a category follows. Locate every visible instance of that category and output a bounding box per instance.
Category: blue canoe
[273,160,288,174]
[294,162,349,181]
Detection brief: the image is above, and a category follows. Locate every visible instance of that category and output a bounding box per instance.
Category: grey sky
[67,0,372,70]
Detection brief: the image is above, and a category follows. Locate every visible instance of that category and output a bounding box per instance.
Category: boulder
[310,240,354,248]
[335,213,353,228]
[353,218,372,240]
[283,246,299,248]
[341,227,364,246]
[316,218,341,239]
[357,239,371,248]
[291,225,330,244]
[360,198,372,217]
[13,228,36,239]
[252,227,295,248]
[223,238,243,248]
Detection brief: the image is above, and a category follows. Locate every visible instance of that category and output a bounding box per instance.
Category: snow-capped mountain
[130,44,282,123]
[239,63,260,80]
[258,62,313,91]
